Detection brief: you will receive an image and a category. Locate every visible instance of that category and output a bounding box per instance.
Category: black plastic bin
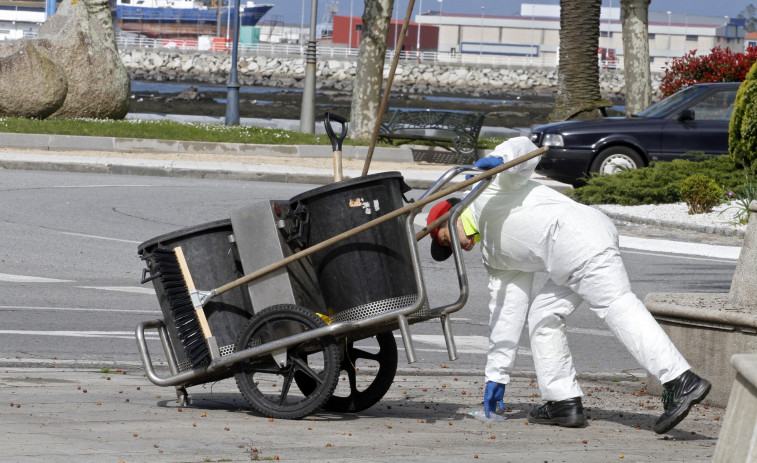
[288,172,419,323]
[138,219,253,372]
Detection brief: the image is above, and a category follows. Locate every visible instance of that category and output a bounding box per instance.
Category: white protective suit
[469,137,690,400]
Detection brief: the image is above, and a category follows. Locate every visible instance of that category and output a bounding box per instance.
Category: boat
[115,0,273,39]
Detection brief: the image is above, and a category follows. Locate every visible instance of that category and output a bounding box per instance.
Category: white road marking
[415,213,741,260]
[0,330,159,340]
[0,273,74,283]
[60,231,141,244]
[76,286,155,295]
[619,235,740,260]
[0,305,160,315]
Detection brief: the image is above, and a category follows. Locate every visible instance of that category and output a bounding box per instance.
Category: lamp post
[531,4,535,58]
[299,0,318,133]
[667,11,672,55]
[479,6,484,57]
[224,0,241,125]
[300,0,305,52]
[438,0,443,52]
[348,0,354,53]
[416,0,423,56]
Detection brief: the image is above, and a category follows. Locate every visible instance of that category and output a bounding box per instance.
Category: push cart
[135,149,545,419]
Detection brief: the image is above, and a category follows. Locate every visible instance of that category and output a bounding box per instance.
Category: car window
[687,89,738,121]
[637,86,708,118]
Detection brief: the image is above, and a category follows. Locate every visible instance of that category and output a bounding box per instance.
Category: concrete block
[0,133,51,151]
[729,201,757,310]
[713,354,757,462]
[48,135,115,152]
[644,292,757,407]
[237,144,299,157]
[295,145,336,158]
[352,146,414,163]
[115,137,180,153]
[178,141,240,154]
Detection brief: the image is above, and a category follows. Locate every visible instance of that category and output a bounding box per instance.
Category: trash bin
[288,172,421,323]
[138,219,253,371]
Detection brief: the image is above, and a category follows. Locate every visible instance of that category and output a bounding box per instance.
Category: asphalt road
[0,169,738,380]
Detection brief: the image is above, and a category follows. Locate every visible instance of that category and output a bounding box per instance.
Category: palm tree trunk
[549,0,612,122]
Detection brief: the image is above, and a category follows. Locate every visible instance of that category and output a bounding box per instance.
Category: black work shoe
[527,397,587,428]
[654,370,711,434]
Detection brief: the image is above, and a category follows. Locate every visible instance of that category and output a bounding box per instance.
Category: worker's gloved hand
[483,381,506,417]
[466,157,505,179]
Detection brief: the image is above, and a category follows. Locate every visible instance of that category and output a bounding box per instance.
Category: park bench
[379,110,485,164]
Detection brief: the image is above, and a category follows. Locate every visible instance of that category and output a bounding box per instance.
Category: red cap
[426,198,460,261]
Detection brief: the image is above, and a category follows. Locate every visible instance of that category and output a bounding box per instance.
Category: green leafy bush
[729,61,757,172]
[567,155,745,205]
[680,174,723,214]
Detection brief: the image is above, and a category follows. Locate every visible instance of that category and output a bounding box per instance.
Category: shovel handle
[324,112,348,152]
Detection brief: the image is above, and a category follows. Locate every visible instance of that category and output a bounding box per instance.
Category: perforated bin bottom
[329,294,432,324]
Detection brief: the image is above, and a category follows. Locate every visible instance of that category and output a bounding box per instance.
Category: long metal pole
[224,0,241,126]
[416,0,422,55]
[299,0,318,133]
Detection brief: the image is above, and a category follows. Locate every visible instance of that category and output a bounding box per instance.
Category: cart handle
[207,146,548,299]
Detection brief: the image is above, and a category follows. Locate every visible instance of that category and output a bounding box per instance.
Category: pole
[299,0,318,133]
[416,0,422,56]
[348,0,354,53]
[224,0,241,126]
[437,0,442,52]
[44,0,55,19]
[479,6,484,57]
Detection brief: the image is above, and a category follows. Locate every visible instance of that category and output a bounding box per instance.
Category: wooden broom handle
[213,147,547,296]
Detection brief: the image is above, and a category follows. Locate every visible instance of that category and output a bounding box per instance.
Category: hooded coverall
[468,137,690,401]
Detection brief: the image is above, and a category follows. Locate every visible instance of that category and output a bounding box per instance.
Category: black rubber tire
[233,305,340,420]
[296,331,398,413]
[589,146,644,177]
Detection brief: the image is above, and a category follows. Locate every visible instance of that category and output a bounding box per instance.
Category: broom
[147,246,220,368]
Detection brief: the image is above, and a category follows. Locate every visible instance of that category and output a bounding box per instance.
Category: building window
[685,35,697,41]
[648,33,655,39]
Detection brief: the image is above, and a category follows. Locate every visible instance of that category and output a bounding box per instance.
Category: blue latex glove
[484,381,506,418]
[466,157,505,179]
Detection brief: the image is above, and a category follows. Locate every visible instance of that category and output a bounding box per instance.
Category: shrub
[567,155,744,205]
[729,61,757,173]
[659,46,757,98]
[680,174,723,214]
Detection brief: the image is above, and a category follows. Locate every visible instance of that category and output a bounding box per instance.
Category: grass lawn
[0,117,506,150]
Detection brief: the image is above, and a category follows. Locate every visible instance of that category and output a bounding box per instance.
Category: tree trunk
[349,0,393,141]
[548,0,611,122]
[621,0,651,115]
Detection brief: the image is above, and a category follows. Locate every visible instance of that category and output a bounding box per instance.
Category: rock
[35,0,130,119]
[0,39,67,118]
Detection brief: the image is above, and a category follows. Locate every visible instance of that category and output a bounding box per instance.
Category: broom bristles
[150,248,210,368]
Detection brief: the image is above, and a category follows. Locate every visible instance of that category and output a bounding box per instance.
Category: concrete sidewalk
[1,366,722,462]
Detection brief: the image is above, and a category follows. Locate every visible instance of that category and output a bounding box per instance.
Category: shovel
[324,112,348,182]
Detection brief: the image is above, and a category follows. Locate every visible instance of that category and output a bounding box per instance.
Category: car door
[658,87,738,162]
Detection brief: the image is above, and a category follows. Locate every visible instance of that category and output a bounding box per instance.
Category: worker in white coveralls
[425,137,710,434]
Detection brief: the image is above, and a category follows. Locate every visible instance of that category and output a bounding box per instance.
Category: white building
[415,3,745,70]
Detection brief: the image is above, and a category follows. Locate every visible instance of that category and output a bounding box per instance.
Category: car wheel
[589,147,644,177]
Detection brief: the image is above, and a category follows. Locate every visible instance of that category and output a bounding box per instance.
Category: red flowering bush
[659,46,757,98]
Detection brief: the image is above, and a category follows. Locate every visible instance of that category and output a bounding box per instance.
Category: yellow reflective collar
[461,208,481,244]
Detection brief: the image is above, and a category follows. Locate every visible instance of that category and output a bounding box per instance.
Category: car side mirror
[678,109,695,122]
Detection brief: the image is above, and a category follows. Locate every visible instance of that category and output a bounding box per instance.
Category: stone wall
[119,48,663,101]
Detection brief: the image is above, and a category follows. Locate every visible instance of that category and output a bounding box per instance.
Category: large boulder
[35,0,130,119]
[0,39,67,118]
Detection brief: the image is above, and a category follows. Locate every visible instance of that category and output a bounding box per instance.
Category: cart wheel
[297,331,398,413]
[233,304,340,419]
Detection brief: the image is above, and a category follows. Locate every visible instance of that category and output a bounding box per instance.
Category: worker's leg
[484,266,533,385]
[567,249,689,384]
[528,280,584,401]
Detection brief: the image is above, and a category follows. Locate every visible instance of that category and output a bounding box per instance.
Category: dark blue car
[530,82,741,187]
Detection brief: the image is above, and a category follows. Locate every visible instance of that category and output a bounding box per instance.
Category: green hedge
[566,155,746,205]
